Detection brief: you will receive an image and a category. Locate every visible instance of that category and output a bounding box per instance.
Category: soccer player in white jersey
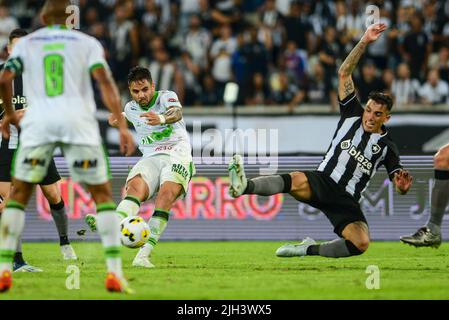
[0,0,135,293]
[85,66,195,268]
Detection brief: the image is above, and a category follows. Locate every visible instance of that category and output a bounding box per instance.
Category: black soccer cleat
[400,227,442,248]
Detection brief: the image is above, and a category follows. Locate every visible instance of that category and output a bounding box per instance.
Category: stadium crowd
[1,0,449,110]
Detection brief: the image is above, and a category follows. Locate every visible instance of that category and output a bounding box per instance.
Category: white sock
[0,207,25,272]
[96,209,123,278]
[116,196,141,219]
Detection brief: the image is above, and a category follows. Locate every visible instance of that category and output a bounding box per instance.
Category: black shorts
[303,171,368,237]
[0,148,61,185]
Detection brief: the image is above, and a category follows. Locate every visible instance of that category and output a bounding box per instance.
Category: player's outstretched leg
[13,238,43,272]
[41,184,78,260]
[228,154,292,198]
[133,181,183,268]
[400,146,449,248]
[277,222,369,258]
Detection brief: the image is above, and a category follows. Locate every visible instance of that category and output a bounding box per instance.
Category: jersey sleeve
[338,91,364,119]
[87,38,108,73]
[160,91,183,112]
[383,142,403,181]
[4,38,26,76]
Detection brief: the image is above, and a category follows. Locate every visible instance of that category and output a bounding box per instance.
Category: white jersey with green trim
[4,26,107,147]
[124,90,192,158]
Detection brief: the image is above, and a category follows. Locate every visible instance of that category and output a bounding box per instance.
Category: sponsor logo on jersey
[12,95,27,105]
[73,159,98,169]
[347,145,373,175]
[23,158,46,167]
[172,163,189,179]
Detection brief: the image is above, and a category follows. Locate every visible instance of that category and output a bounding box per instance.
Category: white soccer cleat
[61,244,78,260]
[276,237,317,257]
[228,154,248,198]
[132,244,155,268]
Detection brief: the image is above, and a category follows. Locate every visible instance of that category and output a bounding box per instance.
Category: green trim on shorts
[97,202,117,213]
[104,246,121,258]
[102,144,112,180]
[125,195,141,206]
[0,249,15,263]
[147,238,157,246]
[116,210,128,219]
[6,200,25,211]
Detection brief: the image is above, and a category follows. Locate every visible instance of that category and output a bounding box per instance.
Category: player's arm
[91,67,135,156]
[0,69,18,139]
[108,112,127,128]
[393,169,413,195]
[338,23,387,101]
[141,106,183,126]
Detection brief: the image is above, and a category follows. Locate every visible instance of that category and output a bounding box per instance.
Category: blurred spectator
[337,0,364,48]
[177,51,202,106]
[210,0,245,34]
[258,0,284,64]
[147,48,186,103]
[198,0,216,31]
[282,1,313,53]
[109,1,140,89]
[179,0,201,31]
[182,14,212,71]
[436,45,449,82]
[284,40,307,88]
[0,5,19,52]
[307,62,332,106]
[392,63,421,108]
[270,69,305,112]
[355,60,386,104]
[245,72,271,105]
[200,74,221,106]
[418,68,449,105]
[381,68,394,96]
[400,13,432,81]
[366,6,391,70]
[240,27,269,80]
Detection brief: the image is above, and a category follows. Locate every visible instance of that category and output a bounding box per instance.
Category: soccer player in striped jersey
[85,66,195,268]
[0,29,77,273]
[0,0,135,293]
[229,23,413,259]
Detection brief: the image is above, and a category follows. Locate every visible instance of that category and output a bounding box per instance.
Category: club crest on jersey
[372,144,381,154]
[340,139,351,150]
[23,158,46,167]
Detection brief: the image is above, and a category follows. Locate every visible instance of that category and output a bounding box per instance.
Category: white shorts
[126,153,195,200]
[13,143,110,185]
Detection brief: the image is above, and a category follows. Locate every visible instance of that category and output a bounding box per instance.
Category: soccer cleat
[105,272,134,294]
[61,244,78,260]
[132,244,155,268]
[276,237,317,257]
[13,262,43,273]
[228,154,248,198]
[400,227,442,248]
[0,270,12,293]
[84,214,97,232]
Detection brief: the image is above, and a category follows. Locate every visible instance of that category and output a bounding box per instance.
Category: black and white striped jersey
[317,92,403,201]
[0,62,26,150]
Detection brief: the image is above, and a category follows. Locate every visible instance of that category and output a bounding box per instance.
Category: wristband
[158,114,166,125]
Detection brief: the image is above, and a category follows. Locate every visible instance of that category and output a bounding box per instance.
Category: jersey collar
[47,25,69,30]
[140,91,159,111]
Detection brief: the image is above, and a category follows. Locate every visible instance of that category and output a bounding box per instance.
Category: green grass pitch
[1,241,449,300]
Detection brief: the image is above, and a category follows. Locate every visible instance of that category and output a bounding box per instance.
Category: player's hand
[361,23,387,43]
[394,169,413,195]
[119,129,136,157]
[1,113,19,140]
[140,111,162,126]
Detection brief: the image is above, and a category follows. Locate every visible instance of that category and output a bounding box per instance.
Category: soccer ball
[120,216,150,248]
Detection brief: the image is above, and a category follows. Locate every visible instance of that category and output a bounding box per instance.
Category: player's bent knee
[434,150,449,169]
[289,172,306,191]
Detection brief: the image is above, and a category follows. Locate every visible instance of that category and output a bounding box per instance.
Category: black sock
[14,252,25,264]
[307,245,320,255]
[60,236,70,246]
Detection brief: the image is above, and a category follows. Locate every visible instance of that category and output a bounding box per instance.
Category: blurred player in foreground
[85,66,195,268]
[0,29,77,273]
[0,0,135,293]
[229,23,413,259]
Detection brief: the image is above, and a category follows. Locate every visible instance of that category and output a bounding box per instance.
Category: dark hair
[127,66,153,85]
[368,91,394,112]
[9,29,28,43]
